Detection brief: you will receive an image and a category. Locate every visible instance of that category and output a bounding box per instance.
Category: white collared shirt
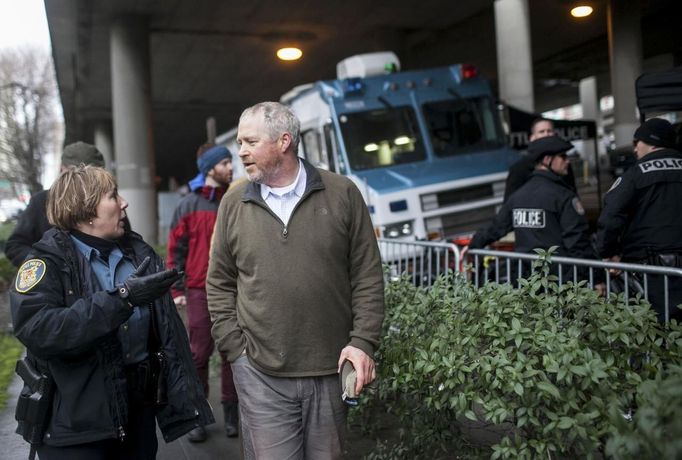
[260,159,307,225]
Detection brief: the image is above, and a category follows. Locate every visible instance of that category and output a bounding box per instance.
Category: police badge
[15,259,47,293]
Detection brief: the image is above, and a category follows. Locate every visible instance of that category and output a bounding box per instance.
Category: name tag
[639,158,682,173]
[513,208,545,228]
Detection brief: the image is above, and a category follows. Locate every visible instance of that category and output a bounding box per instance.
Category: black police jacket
[596,148,682,260]
[471,170,592,258]
[4,189,51,267]
[10,228,214,447]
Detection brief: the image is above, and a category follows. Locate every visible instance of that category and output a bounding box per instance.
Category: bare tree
[0,47,61,196]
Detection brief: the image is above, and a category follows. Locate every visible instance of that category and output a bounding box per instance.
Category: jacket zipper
[251,185,322,239]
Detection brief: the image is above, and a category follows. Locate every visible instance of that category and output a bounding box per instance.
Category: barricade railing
[377,239,682,323]
[377,239,460,286]
[466,248,682,324]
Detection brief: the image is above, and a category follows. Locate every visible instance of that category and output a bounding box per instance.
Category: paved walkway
[0,357,241,459]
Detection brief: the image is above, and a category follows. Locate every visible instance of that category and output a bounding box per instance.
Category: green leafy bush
[606,363,682,459]
[0,333,24,410]
[0,256,16,291]
[355,252,682,459]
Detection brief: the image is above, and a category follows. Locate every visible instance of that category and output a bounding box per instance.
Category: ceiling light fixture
[277,47,303,61]
[570,5,593,18]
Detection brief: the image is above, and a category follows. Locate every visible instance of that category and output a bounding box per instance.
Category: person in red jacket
[167,145,237,442]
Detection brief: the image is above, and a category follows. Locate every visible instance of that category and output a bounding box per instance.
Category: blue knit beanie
[197,145,232,175]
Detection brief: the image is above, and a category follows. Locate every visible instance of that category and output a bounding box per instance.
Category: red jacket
[167,186,226,296]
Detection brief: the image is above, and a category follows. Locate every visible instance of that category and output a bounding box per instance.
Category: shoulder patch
[571,197,585,215]
[15,259,47,293]
[607,177,622,193]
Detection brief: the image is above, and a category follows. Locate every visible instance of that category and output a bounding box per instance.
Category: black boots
[223,402,239,437]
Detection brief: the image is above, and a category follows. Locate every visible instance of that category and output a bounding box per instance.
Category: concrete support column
[93,121,114,172]
[110,16,157,243]
[608,0,642,149]
[579,76,599,174]
[494,0,534,112]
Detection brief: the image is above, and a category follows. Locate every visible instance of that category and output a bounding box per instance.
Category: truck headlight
[383,220,413,238]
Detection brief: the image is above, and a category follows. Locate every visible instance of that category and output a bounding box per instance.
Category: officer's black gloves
[116,256,183,307]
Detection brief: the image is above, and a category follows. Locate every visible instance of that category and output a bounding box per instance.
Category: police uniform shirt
[471,170,591,257]
[596,148,682,260]
[70,235,151,365]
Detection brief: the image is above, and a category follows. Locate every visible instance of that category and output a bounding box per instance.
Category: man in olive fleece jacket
[207,101,384,459]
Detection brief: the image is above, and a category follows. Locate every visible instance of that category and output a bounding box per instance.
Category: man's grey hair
[240,102,300,152]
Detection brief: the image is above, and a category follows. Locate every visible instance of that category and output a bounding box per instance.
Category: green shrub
[605,363,682,459]
[0,333,24,410]
[355,251,682,459]
[0,221,15,242]
[0,255,16,291]
[153,243,167,261]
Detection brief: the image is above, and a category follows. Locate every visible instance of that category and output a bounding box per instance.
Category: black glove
[117,257,182,307]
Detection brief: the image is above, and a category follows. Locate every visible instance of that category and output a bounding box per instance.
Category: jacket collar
[637,147,682,163]
[241,158,325,204]
[35,227,149,265]
[531,169,570,187]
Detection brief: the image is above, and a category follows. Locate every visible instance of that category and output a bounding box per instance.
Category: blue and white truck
[218,51,519,241]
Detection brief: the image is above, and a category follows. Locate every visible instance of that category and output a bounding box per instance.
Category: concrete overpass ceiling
[45,0,681,187]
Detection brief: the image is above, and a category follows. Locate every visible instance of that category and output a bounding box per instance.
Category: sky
[0,0,60,190]
[0,0,51,51]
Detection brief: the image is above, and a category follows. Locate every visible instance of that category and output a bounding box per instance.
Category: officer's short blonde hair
[47,165,117,230]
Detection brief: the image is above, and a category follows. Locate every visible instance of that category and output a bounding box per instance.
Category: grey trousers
[231,355,347,460]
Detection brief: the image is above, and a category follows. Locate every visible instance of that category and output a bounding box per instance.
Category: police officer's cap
[528,136,574,163]
[633,118,676,148]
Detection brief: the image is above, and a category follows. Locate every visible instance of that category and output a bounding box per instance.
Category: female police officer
[10,165,213,459]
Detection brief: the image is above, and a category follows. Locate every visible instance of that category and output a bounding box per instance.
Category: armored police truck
[218,52,519,241]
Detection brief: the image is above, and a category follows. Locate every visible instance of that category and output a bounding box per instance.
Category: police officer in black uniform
[469,136,593,274]
[504,118,577,202]
[596,118,682,323]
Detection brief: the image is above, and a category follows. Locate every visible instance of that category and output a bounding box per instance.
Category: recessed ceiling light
[277,47,303,61]
[571,6,593,18]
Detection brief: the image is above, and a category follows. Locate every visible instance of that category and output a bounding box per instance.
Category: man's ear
[279,132,293,153]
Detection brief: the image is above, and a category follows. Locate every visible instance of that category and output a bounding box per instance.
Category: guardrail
[377,239,682,323]
[466,248,682,324]
[377,239,460,286]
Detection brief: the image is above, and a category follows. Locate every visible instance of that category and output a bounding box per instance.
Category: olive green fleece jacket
[206,160,384,377]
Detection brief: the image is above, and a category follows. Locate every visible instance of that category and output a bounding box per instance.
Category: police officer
[596,118,682,323]
[504,118,577,202]
[468,136,592,263]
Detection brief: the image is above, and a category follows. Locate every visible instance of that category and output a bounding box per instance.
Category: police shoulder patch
[571,197,585,215]
[15,259,47,293]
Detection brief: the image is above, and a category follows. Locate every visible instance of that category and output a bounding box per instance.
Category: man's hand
[337,345,375,396]
[604,254,622,276]
[173,295,187,307]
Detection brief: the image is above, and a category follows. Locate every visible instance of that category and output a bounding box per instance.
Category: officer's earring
[89,221,93,225]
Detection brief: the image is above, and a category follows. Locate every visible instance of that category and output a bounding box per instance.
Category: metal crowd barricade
[377,239,682,323]
[377,239,460,286]
[466,248,682,324]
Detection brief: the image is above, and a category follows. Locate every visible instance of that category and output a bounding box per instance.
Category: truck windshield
[423,97,505,157]
[338,106,426,171]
